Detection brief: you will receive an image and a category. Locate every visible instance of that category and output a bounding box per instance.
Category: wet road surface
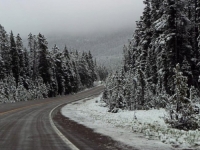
[0,86,104,150]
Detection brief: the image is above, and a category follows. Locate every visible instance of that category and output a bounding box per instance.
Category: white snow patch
[93,81,103,86]
[61,95,172,150]
[62,95,200,149]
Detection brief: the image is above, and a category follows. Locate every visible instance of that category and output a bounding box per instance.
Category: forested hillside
[39,29,134,70]
[103,0,200,130]
[0,25,108,103]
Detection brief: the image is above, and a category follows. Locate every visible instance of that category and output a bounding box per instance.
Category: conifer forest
[2,0,200,134]
[102,0,200,130]
[0,25,108,104]
[7,0,200,149]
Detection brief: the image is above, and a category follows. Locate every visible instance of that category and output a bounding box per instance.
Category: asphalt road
[0,86,105,150]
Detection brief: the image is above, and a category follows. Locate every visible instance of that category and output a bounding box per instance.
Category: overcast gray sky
[0,0,144,37]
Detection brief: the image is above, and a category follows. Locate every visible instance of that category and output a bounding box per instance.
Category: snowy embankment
[61,94,200,150]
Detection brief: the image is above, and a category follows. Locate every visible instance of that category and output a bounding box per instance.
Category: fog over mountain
[46,28,135,69]
[0,0,143,37]
[1,0,144,68]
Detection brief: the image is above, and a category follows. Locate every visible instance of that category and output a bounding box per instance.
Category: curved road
[0,86,104,150]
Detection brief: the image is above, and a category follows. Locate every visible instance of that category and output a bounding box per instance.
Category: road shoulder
[51,103,136,150]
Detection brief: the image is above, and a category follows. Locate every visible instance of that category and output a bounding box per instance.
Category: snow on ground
[61,94,200,150]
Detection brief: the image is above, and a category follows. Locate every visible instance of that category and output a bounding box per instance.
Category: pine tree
[78,52,92,87]
[0,25,11,76]
[71,60,82,92]
[53,45,65,95]
[37,33,59,97]
[0,53,5,79]
[10,31,20,86]
[28,33,38,80]
[37,33,50,84]
[0,24,103,102]
[88,51,97,82]
[181,56,192,78]
[166,64,200,130]
[96,65,109,81]
[64,45,70,59]
[23,48,30,77]
[138,0,152,71]
[16,34,25,77]
[102,0,200,113]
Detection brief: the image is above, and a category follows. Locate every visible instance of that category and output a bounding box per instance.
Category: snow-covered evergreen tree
[102,0,200,123]
[10,31,20,86]
[0,24,103,103]
[165,64,200,130]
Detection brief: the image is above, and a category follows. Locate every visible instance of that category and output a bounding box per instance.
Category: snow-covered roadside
[61,95,200,150]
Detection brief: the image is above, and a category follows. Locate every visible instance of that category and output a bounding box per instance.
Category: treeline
[0,24,108,103]
[103,0,200,130]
